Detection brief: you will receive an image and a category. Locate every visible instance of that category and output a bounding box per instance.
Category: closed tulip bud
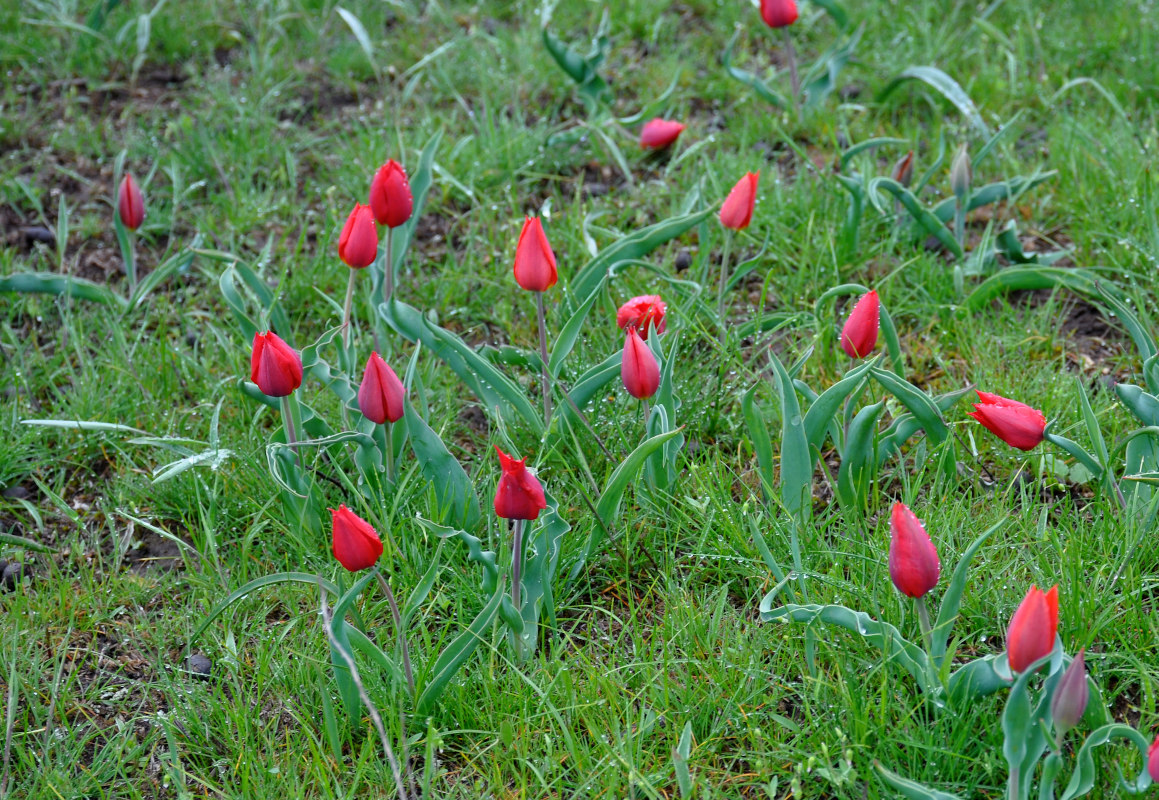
[1007,584,1059,673]
[1051,649,1089,739]
[493,447,547,521]
[621,328,660,400]
[892,150,915,188]
[1148,737,1159,782]
[968,391,1046,451]
[118,174,145,231]
[639,119,686,150]
[720,171,759,230]
[760,0,799,28]
[888,503,940,599]
[840,290,879,359]
[250,331,303,398]
[616,295,667,339]
[330,505,383,572]
[950,143,972,199]
[369,160,413,228]
[338,203,378,268]
[512,216,558,292]
[357,352,405,424]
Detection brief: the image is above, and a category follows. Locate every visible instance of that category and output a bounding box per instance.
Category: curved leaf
[1059,723,1154,799]
[835,401,883,509]
[868,177,962,258]
[770,352,811,521]
[722,30,788,109]
[931,518,1005,664]
[873,760,965,800]
[405,403,481,530]
[878,66,989,137]
[549,279,606,377]
[803,360,874,455]
[0,271,127,309]
[871,368,949,444]
[743,385,776,502]
[191,573,339,644]
[415,582,503,715]
[946,655,1010,705]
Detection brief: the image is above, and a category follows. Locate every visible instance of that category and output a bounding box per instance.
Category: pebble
[674,249,693,272]
[1,562,29,592]
[186,654,213,679]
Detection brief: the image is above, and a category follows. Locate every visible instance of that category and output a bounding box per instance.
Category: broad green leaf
[868,178,962,258]
[549,279,606,377]
[405,403,481,530]
[879,66,990,137]
[802,359,874,455]
[415,517,499,592]
[931,518,1004,664]
[345,625,402,684]
[515,492,570,660]
[930,174,1056,225]
[721,31,788,109]
[1095,283,1156,364]
[415,583,504,714]
[673,721,694,798]
[835,401,883,509]
[770,352,811,521]
[810,0,848,29]
[873,760,966,800]
[962,266,1102,313]
[401,547,443,626]
[22,419,149,434]
[946,655,1010,705]
[191,573,340,644]
[839,137,909,172]
[871,368,949,444]
[1043,427,1104,482]
[541,22,611,109]
[0,272,127,309]
[1059,723,1154,799]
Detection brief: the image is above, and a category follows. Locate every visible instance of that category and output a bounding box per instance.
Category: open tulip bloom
[617,295,667,339]
[493,447,547,612]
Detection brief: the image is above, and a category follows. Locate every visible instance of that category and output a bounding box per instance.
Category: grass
[2,0,1158,797]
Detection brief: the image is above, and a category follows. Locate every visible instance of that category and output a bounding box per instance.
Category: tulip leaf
[870,368,949,444]
[839,138,909,172]
[803,359,875,456]
[328,570,379,718]
[1059,723,1155,799]
[1042,428,1104,482]
[742,385,776,502]
[346,625,403,686]
[0,271,128,309]
[873,760,965,800]
[514,492,570,660]
[801,24,863,111]
[879,66,990,137]
[549,278,606,378]
[218,262,292,345]
[672,720,694,798]
[867,177,963,258]
[722,30,789,109]
[405,403,481,531]
[127,245,196,311]
[190,572,341,645]
[810,0,849,30]
[945,655,1010,705]
[761,603,935,695]
[400,545,443,628]
[557,352,621,434]
[1002,649,1064,800]
[930,174,1056,225]
[961,266,1104,313]
[931,518,1004,665]
[1095,282,1156,365]
[541,17,612,110]
[835,401,883,510]
[415,581,504,715]
[769,352,812,521]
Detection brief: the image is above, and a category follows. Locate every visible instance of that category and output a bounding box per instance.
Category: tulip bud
[950,143,972,199]
[1007,584,1059,673]
[891,150,915,188]
[1148,736,1159,782]
[512,216,558,292]
[369,160,413,229]
[839,289,880,359]
[719,171,760,230]
[888,503,940,599]
[338,202,378,268]
[1051,649,1089,739]
[621,328,660,400]
[493,446,547,521]
[967,391,1046,451]
[639,119,686,150]
[760,0,799,28]
[330,504,383,572]
[616,295,667,339]
[357,352,405,424]
[250,331,303,398]
[118,174,145,231]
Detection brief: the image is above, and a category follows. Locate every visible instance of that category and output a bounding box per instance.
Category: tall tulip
[250,331,302,398]
[639,119,686,150]
[1006,584,1059,673]
[718,171,759,325]
[622,328,660,401]
[968,391,1046,451]
[494,447,547,612]
[338,202,379,347]
[616,295,667,339]
[513,216,558,426]
[840,290,880,358]
[358,352,405,425]
[118,174,145,231]
[369,159,413,303]
[330,505,383,572]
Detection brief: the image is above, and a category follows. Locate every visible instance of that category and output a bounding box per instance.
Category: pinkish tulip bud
[1051,649,1088,740]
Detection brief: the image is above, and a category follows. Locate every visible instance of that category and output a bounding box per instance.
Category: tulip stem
[384,227,395,305]
[783,28,800,115]
[342,268,357,351]
[716,231,734,333]
[954,195,968,252]
[385,421,396,484]
[374,570,415,700]
[125,234,137,291]
[536,291,553,427]
[511,519,525,611]
[914,596,934,656]
[279,396,299,463]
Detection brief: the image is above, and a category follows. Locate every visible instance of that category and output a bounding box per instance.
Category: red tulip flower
[888,503,940,599]
[1148,736,1159,782]
[338,202,378,268]
[330,504,383,572]
[622,328,661,400]
[250,331,303,398]
[968,391,1046,451]
[493,447,547,521]
[760,0,799,28]
[720,171,759,230]
[369,160,413,229]
[512,216,558,292]
[358,352,405,424]
[616,295,667,339]
[840,290,880,358]
[118,174,145,231]
[639,119,686,150]
[1006,584,1059,673]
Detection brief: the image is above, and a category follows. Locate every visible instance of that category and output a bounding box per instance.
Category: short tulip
[720,171,759,230]
[621,328,660,400]
[369,160,413,228]
[330,505,383,572]
[118,174,145,231]
[1007,584,1059,673]
[493,447,547,521]
[1050,649,1088,739]
[357,352,405,424]
[250,331,302,398]
[512,216,558,292]
[888,503,940,599]
[1148,736,1159,782]
[760,0,798,28]
[338,202,378,268]
[639,119,686,150]
[840,290,879,359]
[968,391,1046,451]
[616,295,667,339]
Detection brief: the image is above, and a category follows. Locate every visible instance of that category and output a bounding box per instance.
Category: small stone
[186,654,213,679]
[1,562,28,592]
[21,226,55,246]
[1,485,30,500]
[674,249,693,272]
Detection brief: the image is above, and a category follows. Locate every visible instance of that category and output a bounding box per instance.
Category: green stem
[125,234,137,291]
[511,519,525,610]
[342,268,357,351]
[915,595,934,657]
[536,291,552,427]
[374,570,415,699]
[716,231,734,329]
[384,227,395,305]
[385,421,396,484]
[783,28,800,116]
[279,395,299,464]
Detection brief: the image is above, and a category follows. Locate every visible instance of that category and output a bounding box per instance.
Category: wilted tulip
[720,171,759,230]
[493,447,547,521]
[118,174,145,231]
[512,216,558,292]
[840,290,879,359]
[1051,649,1088,740]
[622,328,660,400]
[639,119,686,150]
[369,160,413,228]
[338,203,378,268]
[968,391,1046,451]
[760,0,798,28]
[330,505,383,572]
[1007,584,1059,673]
[357,352,405,424]
[250,331,302,398]
[888,503,940,599]
[616,295,667,339]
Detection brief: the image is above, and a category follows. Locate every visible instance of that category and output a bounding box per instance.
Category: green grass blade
[190,573,339,644]
[879,66,990,137]
[931,518,1004,664]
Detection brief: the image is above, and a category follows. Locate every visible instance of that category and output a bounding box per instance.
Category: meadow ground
[1,0,1158,797]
